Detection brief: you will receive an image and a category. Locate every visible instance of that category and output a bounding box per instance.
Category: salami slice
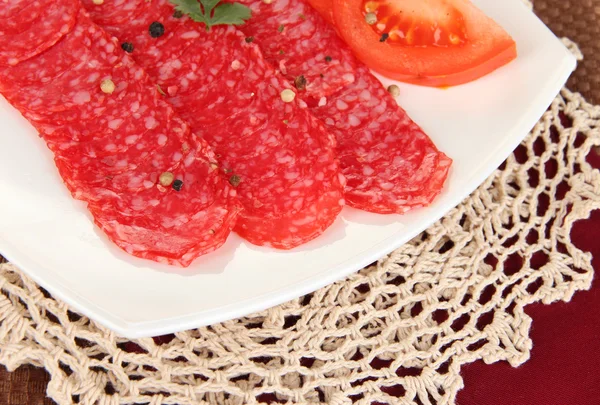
[234,0,358,103]
[80,0,149,29]
[81,0,345,249]
[0,9,240,265]
[314,66,452,212]
[0,17,93,90]
[82,0,189,65]
[236,0,452,214]
[0,22,174,147]
[84,133,239,266]
[0,0,79,66]
[53,116,187,198]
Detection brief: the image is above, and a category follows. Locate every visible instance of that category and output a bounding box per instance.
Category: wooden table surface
[1,0,600,404]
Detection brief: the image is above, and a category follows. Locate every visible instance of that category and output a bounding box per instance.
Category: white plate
[0,0,575,338]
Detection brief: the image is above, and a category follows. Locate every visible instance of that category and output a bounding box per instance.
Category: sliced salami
[0,16,94,90]
[232,113,345,247]
[0,9,240,265]
[0,27,174,147]
[0,0,79,66]
[314,67,452,212]
[236,0,452,214]
[81,0,187,64]
[0,0,51,36]
[81,0,345,249]
[53,116,188,198]
[237,0,358,103]
[86,134,240,266]
[79,0,149,29]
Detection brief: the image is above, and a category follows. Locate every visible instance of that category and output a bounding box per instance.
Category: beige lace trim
[0,87,597,405]
[1,7,599,403]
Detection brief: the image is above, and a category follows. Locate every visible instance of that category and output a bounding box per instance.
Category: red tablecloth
[458,153,600,405]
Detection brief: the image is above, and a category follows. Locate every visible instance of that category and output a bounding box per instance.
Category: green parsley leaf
[169,0,251,29]
[210,2,252,26]
[201,0,221,16]
[171,0,203,20]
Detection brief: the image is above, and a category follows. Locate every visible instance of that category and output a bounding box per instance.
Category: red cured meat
[83,0,191,70]
[0,31,170,138]
[86,134,238,266]
[236,0,357,103]
[80,0,345,249]
[0,9,240,265]
[0,0,79,66]
[53,116,189,198]
[236,0,452,214]
[80,0,149,28]
[314,66,452,213]
[0,0,51,36]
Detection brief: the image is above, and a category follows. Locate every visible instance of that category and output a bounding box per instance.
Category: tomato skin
[331,0,517,87]
[306,0,335,25]
[371,40,517,87]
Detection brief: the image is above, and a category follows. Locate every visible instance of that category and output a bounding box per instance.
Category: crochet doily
[0,15,599,405]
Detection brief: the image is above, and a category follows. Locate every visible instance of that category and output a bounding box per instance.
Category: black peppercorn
[121,42,134,53]
[172,179,184,191]
[149,22,165,38]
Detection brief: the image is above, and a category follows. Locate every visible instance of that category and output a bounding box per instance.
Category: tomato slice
[306,0,336,26]
[331,0,517,87]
